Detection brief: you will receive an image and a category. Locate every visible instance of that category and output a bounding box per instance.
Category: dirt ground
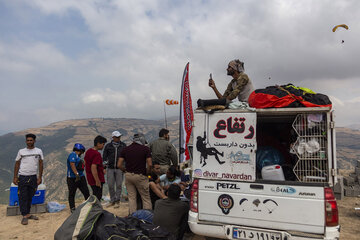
[0,197,359,240]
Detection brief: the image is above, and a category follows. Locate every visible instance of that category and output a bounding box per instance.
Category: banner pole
[164,100,167,128]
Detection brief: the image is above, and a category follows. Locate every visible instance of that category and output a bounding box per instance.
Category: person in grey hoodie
[103,131,126,207]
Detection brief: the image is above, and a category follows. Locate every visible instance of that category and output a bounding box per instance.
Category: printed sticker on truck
[270,186,296,194]
[193,112,257,181]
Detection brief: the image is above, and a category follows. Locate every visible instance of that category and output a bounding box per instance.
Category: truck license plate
[233,227,282,240]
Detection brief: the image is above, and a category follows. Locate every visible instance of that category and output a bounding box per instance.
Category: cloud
[82,93,105,104]
[82,88,125,106]
[329,95,344,107]
[1,0,360,133]
[346,96,360,104]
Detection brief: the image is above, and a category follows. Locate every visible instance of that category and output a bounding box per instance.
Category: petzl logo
[218,194,234,215]
[271,186,296,194]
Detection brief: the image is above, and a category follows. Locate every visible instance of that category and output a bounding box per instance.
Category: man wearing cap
[208,59,254,102]
[103,131,126,207]
[117,133,152,214]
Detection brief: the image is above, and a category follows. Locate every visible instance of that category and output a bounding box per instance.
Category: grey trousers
[107,168,123,203]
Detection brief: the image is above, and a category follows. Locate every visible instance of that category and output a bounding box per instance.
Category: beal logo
[218,194,234,215]
[270,186,296,194]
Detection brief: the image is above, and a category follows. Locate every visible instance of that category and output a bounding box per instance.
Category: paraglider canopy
[332,24,349,32]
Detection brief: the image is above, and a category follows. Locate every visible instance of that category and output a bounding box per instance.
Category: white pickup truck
[188,107,340,240]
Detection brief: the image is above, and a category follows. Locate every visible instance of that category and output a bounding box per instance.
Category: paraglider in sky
[332,24,349,32]
[165,99,179,105]
[332,24,349,43]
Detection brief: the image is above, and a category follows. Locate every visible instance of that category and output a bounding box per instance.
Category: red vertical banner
[179,62,193,163]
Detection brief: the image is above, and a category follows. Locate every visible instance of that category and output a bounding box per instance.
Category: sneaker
[114,201,120,209]
[70,208,76,213]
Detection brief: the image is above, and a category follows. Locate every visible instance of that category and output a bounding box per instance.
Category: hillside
[336,127,360,170]
[0,117,359,204]
[0,117,179,204]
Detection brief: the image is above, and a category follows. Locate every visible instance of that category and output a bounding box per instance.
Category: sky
[0,0,359,135]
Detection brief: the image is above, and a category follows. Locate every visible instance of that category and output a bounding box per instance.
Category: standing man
[103,131,126,208]
[13,133,44,225]
[150,128,178,175]
[208,59,254,102]
[66,143,89,213]
[118,133,152,214]
[84,135,107,201]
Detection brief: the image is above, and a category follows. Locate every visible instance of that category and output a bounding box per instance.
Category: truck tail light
[324,187,339,227]
[190,178,199,213]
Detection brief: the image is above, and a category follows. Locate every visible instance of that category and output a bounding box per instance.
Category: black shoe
[70,207,76,213]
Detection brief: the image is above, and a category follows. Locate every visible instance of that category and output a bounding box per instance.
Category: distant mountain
[346,124,360,130]
[0,117,179,204]
[0,118,359,204]
[335,127,360,169]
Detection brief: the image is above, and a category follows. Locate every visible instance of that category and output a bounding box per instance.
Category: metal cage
[292,113,328,182]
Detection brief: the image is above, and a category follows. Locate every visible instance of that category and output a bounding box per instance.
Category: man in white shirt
[13,133,44,225]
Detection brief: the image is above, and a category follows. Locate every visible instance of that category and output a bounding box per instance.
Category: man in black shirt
[153,184,189,239]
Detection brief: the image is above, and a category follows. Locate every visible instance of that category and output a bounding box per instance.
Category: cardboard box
[333,176,344,193]
[343,176,355,187]
[6,203,47,216]
[355,167,360,178]
[344,186,354,197]
[334,192,343,200]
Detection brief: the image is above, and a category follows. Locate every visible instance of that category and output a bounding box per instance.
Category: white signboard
[192,112,257,181]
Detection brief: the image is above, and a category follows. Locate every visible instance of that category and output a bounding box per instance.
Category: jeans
[91,183,103,201]
[18,175,37,216]
[67,176,90,209]
[106,168,123,203]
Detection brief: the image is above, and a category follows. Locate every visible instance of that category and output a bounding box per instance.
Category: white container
[261,165,285,181]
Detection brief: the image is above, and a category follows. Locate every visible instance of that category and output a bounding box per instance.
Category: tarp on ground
[54,195,173,240]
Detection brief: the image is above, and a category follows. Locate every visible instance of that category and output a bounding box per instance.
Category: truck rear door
[198,180,326,235]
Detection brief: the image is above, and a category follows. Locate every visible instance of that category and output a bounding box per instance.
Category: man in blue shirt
[66,143,90,212]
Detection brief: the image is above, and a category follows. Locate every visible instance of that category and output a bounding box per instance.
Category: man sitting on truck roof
[208,59,254,102]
